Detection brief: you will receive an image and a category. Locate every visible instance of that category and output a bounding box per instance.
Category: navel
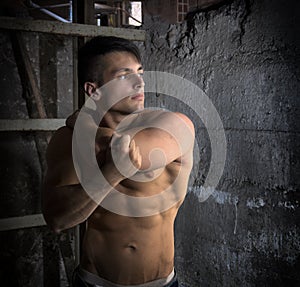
[127,243,137,251]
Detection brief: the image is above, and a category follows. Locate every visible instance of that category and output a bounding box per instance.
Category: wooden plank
[84,0,96,25]
[74,225,80,266]
[59,231,76,284]
[72,37,79,111]
[72,0,87,109]
[0,119,65,131]
[11,32,47,119]
[0,214,46,231]
[10,31,50,173]
[0,16,146,41]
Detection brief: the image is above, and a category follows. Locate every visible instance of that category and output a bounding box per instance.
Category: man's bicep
[132,116,194,170]
[132,128,180,170]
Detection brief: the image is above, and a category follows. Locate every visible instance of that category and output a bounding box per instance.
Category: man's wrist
[101,163,125,186]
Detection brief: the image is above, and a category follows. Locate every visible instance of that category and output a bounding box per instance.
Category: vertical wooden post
[72,0,96,268]
[73,0,96,109]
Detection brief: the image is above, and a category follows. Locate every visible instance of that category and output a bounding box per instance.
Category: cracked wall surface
[140,0,299,286]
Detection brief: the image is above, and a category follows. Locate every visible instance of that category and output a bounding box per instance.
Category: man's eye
[118,74,128,80]
[117,73,143,80]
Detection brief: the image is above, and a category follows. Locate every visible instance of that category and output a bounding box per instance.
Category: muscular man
[42,36,195,287]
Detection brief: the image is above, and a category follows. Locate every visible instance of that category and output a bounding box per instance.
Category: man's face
[99,51,145,114]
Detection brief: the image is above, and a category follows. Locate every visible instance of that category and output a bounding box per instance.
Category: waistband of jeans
[78,267,175,287]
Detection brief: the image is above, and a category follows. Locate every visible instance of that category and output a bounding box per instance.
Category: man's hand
[104,133,142,180]
[66,110,114,167]
[95,127,114,166]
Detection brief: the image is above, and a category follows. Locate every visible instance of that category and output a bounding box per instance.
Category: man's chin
[128,101,144,113]
[133,106,145,113]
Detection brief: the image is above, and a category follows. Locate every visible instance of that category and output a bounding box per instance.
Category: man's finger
[130,139,136,149]
[121,134,131,147]
[111,133,129,147]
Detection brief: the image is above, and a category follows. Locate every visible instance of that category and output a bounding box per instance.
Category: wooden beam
[10,31,51,173]
[10,32,47,119]
[0,16,146,41]
[84,0,96,25]
[0,214,46,231]
[0,119,65,131]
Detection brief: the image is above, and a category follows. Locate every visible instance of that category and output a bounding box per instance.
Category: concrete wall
[140,0,299,286]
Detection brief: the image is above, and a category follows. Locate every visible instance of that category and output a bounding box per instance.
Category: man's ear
[84,82,101,101]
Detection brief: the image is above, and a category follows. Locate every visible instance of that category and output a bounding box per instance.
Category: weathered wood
[58,231,76,284]
[10,32,47,119]
[10,31,51,174]
[84,0,96,25]
[0,119,65,131]
[189,0,229,11]
[0,214,46,231]
[0,16,146,41]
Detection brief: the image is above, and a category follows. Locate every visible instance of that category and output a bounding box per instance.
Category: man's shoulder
[138,109,194,133]
[49,126,73,145]
[46,126,73,163]
[137,109,192,122]
[172,112,195,133]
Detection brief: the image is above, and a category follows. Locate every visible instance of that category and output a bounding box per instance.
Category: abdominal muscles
[81,204,179,285]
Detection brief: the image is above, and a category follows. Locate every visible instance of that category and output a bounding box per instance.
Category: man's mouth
[131,93,144,101]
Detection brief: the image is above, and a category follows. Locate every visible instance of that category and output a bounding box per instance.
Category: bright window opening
[129,1,142,26]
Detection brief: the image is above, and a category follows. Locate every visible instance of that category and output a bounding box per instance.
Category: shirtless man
[42,36,195,287]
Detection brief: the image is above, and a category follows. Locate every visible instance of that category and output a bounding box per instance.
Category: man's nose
[132,73,145,90]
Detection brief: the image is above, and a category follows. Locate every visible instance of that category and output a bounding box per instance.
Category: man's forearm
[43,164,124,233]
[43,183,97,233]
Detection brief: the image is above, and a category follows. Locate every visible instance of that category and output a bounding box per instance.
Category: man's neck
[100,111,131,130]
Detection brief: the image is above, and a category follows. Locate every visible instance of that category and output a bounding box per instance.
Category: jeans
[72,267,179,287]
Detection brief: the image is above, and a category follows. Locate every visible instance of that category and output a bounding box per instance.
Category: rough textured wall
[140,0,300,286]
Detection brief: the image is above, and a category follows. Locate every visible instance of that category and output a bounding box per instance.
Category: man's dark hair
[78,36,141,88]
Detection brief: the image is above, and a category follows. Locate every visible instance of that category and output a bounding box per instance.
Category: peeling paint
[277,201,298,210]
[211,189,239,205]
[189,185,215,202]
[190,186,240,205]
[246,197,266,209]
